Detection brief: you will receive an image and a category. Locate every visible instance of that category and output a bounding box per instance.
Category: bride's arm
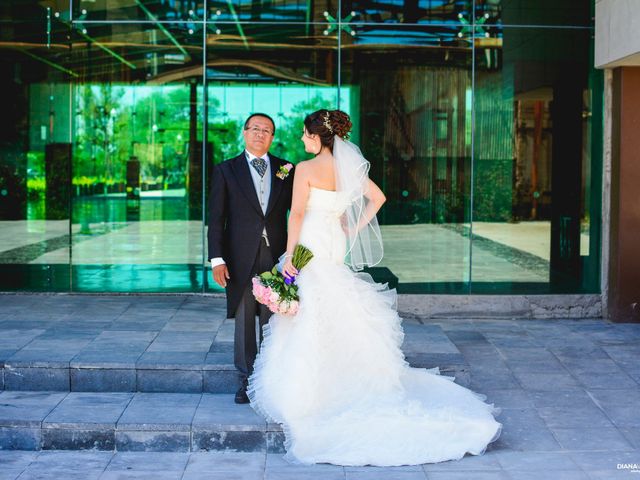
[282,163,311,277]
[355,178,386,231]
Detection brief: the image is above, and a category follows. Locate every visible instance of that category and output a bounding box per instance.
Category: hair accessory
[322,111,333,134]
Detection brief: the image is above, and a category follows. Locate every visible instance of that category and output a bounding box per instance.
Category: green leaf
[292,244,314,271]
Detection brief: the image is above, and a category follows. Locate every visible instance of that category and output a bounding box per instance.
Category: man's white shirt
[211,150,271,269]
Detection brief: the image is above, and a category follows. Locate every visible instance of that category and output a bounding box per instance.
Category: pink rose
[288,301,299,315]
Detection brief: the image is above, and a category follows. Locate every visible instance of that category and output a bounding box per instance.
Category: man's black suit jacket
[207,152,294,318]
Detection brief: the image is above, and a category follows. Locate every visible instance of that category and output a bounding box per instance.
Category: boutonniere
[276,163,293,180]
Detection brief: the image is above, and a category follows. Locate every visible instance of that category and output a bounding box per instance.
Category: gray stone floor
[1,444,639,479]
[1,294,640,478]
[0,294,467,392]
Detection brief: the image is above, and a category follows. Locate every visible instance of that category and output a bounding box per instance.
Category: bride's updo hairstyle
[304,109,352,152]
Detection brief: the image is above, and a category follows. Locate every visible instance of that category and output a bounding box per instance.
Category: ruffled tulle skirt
[247,258,502,466]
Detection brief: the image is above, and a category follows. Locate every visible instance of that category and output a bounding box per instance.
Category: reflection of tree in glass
[74,84,127,190]
[206,93,241,165]
[271,95,333,164]
[73,87,337,192]
[208,117,241,164]
[73,85,241,193]
[130,87,192,189]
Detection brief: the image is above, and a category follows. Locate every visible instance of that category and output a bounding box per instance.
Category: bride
[247,109,502,466]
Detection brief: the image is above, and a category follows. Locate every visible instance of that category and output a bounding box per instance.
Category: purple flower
[284,274,296,285]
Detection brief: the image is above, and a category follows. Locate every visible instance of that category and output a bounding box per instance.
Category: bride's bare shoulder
[297,156,335,190]
[295,158,321,173]
[292,160,313,182]
[294,159,312,173]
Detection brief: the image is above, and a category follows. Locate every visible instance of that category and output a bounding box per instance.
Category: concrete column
[607,67,640,322]
[596,1,640,321]
[595,0,640,69]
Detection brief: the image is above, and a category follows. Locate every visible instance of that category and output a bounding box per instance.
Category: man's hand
[213,264,230,288]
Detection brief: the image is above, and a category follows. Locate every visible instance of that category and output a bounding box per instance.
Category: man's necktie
[251,157,267,177]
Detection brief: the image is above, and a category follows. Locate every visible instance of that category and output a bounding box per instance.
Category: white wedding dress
[247,186,502,466]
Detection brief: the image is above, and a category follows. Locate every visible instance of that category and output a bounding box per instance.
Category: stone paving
[0,294,640,479]
[3,448,637,480]
[0,295,467,393]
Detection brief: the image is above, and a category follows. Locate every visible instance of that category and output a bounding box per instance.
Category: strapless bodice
[306,187,350,216]
[300,187,349,264]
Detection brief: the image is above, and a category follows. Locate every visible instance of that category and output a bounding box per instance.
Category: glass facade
[0,0,602,294]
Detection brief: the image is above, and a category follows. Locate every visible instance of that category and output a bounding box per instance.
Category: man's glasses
[245,126,274,136]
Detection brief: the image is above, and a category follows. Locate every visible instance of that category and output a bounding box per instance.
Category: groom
[207,113,294,404]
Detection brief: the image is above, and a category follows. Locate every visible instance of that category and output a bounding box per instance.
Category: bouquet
[252,244,314,315]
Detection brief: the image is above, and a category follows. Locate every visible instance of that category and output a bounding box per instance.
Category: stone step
[0,392,284,452]
[1,319,469,393]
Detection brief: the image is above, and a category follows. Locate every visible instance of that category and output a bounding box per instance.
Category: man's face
[243,116,275,157]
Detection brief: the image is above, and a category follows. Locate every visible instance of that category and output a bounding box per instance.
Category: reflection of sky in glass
[351,24,502,46]
[354,28,460,46]
[111,0,467,20]
[206,0,469,23]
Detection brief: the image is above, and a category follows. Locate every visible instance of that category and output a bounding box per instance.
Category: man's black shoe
[235,385,250,404]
